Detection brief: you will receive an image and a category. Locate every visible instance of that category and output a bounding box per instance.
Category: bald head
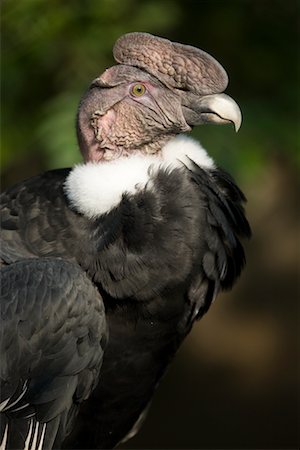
[77,33,241,162]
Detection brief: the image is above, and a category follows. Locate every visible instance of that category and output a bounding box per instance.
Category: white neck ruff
[64,135,215,218]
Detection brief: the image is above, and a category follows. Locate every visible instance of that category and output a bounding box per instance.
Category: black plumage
[0,32,250,449]
[0,258,106,449]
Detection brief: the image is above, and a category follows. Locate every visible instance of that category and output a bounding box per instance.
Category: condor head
[77,32,242,162]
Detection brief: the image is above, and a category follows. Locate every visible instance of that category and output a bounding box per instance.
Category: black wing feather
[185,162,251,319]
[0,258,107,450]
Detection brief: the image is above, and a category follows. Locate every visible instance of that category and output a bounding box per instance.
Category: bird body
[0,33,250,449]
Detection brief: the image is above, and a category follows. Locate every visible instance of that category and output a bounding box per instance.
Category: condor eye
[130,83,146,97]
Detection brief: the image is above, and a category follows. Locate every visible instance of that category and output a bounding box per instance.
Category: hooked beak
[182,93,242,132]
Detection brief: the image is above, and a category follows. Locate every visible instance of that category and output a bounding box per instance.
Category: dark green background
[1,0,299,448]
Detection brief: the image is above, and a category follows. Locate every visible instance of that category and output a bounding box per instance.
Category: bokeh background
[1,0,299,448]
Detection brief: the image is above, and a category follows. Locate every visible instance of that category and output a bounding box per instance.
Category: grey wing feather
[0,258,107,450]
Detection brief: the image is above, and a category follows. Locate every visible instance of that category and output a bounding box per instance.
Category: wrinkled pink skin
[90,109,118,160]
[76,52,239,163]
[77,68,190,163]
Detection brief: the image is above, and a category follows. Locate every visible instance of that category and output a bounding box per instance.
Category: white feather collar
[64,135,215,218]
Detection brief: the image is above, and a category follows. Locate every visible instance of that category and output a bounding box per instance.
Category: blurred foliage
[1,0,181,178]
[1,0,299,185]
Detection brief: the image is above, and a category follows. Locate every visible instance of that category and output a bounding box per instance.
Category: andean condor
[0,33,251,449]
